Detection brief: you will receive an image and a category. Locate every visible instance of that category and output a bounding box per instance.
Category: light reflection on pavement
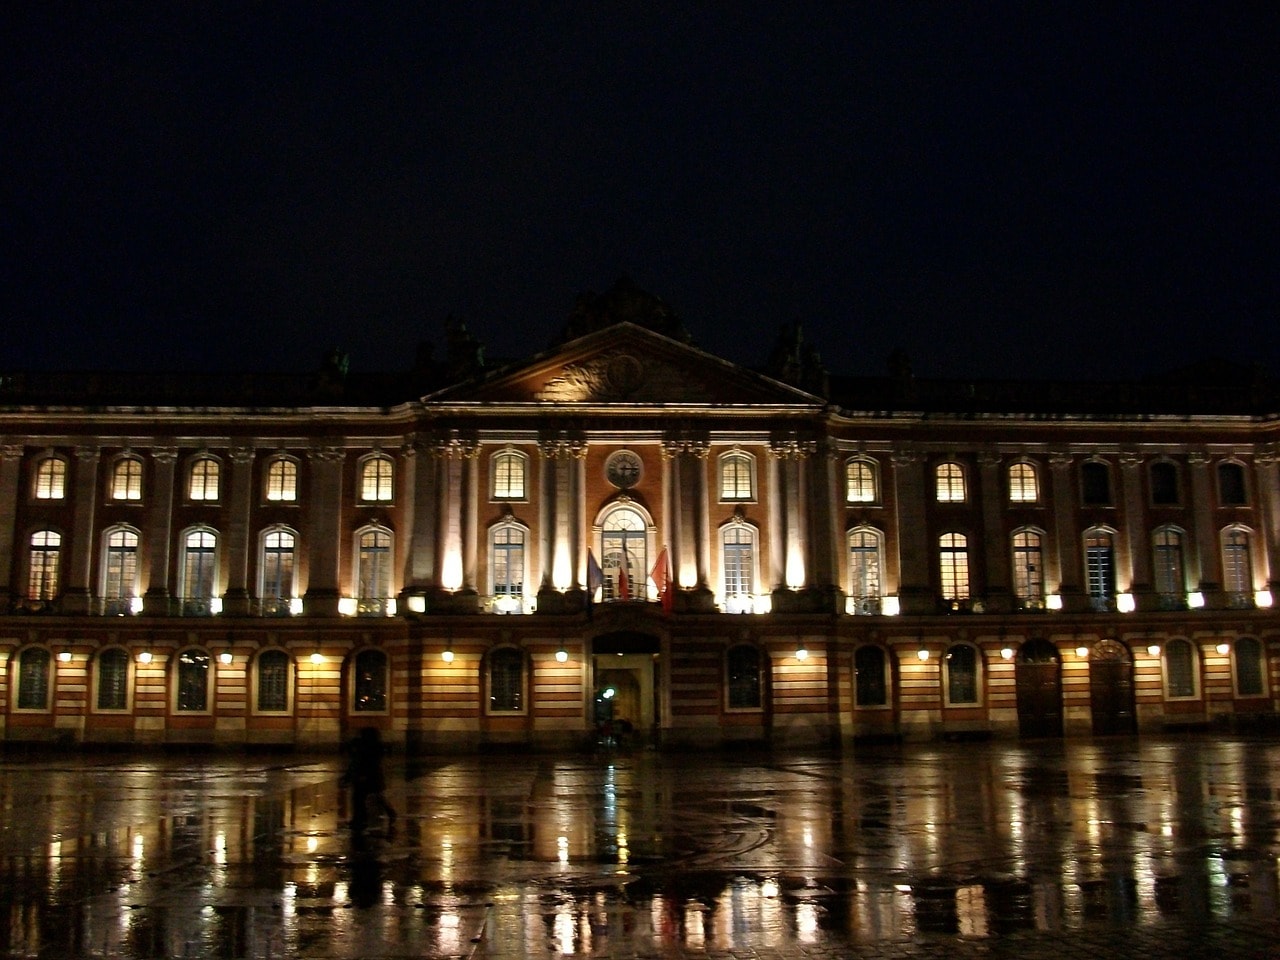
[1,736,1279,958]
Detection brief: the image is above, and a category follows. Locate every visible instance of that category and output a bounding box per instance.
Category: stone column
[804,441,839,607]
[221,446,255,615]
[1120,452,1153,609]
[0,445,23,608]
[537,439,557,597]
[462,443,480,593]
[977,451,1011,613]
[61,445,100,614]
[1049,451,1084,612]
[891,449,931,614]
[1188,451,1224,607]
[766,448,784,589]
[398,440,427,593]
[303,446,344,616]
[142,447,177,616]
[1254,448,1280,594]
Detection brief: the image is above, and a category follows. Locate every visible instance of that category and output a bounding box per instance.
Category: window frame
[1221,526,1254,598]
[491,449,528,501]
[845,457,880,504]
[173,647,213,713]
[934,461,967,503]
[355,525,394,611]
[1007,461,1039,503]
[1080,460,1112,506]
[27,529,62,602]
[259,525,298,612]
[721,521,758,603]
[187,455,221,502]
[101,525,141,614]
[1011,527,1045,607]
[264,456,299,503]
[847,526,884,610]
[1163,638,1199,700]
[33,455,67,500]
[351,648,389,714]
[1084,527,1117,609]
[111,455,144,502]
[359,454,395,503]
[15,646,53,712]
[1149,460,1180,506]
[938,532,970,601]
[1217,460,1248,506]
[943,643,981,706]
[1152,526,1186,602]
[486,647,526,714]
[853,644,890,709]
[93,646,132,712]
[725,643,764,711]
[489,520,528,602]
[253,648,294,714]
[1232,636,1267,698]
[718,451,756,503]
[179,526,219,613]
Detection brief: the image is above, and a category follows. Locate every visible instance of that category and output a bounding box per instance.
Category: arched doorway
[1089,639,1136,735]
[592,631,661,745]
[1016,638,1063,738]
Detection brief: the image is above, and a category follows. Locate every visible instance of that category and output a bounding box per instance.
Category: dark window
[1235,637,1265,697]
[176,650,210,711]
[1081,461,1112,505]
[946,645,978,704]
[489,648,524,712]
[726,644,763,709]
[353,649,387,712]
[96,648,129,710]
[1150,462,1179,505]
[854,645,887,707]
[1165,639,1196,698]
[257,649,290,712]
[1218,462,1247,505]
[17,648,51,709]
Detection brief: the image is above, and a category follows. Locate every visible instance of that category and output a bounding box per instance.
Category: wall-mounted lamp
[138,650,153,664]
[442,642,455,663]
[310,651,324,665]
[795,642,808,661]
[1146,643,1161,657]
[916,645,930,661]
[555,646,568,663]
[1000,646,1014,660]
[1075,645,1089,659]
[219,650,233,665]
[57,650,72,663]
[1216,641,1230,655]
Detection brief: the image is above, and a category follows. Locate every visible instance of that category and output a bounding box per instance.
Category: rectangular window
[488,650,524,712]
[1012,531,1043,605]
[846,460,877,503]
[17,650,51,709]
[723,527,754,596]
[492,453,525,500]
[96,649,129,710]
[176,651,210,711]
[256,651,290,712]
[939,534,969,600]
[112,459,143,500]
[492,526,525,596]
[34,459,66,500]
[720,455,754,501]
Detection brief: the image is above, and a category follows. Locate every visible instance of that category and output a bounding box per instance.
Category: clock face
[606,451,642,489]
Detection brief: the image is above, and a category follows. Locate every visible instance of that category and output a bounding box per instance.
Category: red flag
[618,563,630,600]
[650,547,672,614]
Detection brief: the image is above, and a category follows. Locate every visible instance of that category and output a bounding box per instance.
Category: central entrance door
[592,631,660,745]
[1016,638,1064,738]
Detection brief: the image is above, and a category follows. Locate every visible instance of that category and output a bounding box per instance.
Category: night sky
[4,5,1277,383]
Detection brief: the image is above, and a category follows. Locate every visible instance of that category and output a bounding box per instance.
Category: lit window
[601,507,646,602]
[175,649,210,712]
[720,453,755,501]
[260,527,296,612]
[845,458,878,503]
[102,527,139,614]
[1008,462,1039,502]
[935,462,966,502]
[112,457,143,501]
[256,649,291,712]
[938,533,969,600]
[352,649,388,712]
[1218,462,1247,506]
[360,455,394,502]
[1085,529,1115,610]
[188,457,220,501]
[722,525,756,598]
[34,457,66,500]
[491,524,526,599]
[1234,637,1265,697]
[95,648,129,711]
[1081,461,1111,506]
[726,644,763,709]
[1150,461,1179,505]
[492,451,526,500]
[180,528,218,614]
[488,648,525,712]
[28,530,61,601]
[17,647,51,710]
[848,528,883,608]
[265,458,298,502]
[1222,527,1253,598]
[1152,527,1185,604]
[1164,638,1197,699]
[854,645,888,707]
[1011,529,1044,606]
[945,644,979,705]
[357,527,393,608]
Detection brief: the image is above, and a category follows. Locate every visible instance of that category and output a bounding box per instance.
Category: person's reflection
[349,833,384,908]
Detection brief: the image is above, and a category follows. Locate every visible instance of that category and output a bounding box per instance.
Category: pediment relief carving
[535,350,711,403]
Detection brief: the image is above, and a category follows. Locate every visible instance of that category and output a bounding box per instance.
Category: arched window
[945,644,980,705]
[488,648,525,713]
[101,526,140,614]
[175,649,211,712]
[1218,461,1247,506]
[1011,529,1044,608]
[492,450,527,500]
[1008,462,1039,503]
[719,452,755,501]
[847,527,883,614]
[722,524,757,603]
[726,644,763,709]
[1081,460,1112,506]
[111,456,143,501]
[359,455,394,502]
[27,530,61,601]
[95,648,130,711]
[16,647,51,710]
[854,645,888,707]
[1152,527,1186,607]
[188,456,220,501]
[356,527,393,615]
[1084,528,1116,610]
[260,527,297,615]
[1234,637,1265,697]
[33,456,66,500]
[845,458,879,504]
[601,506,648,602]
[490,522,527,606]
[265,457,298,502]
[1164,638,1197,699]
[352,649,388,712]
[1222,527,1253,603]
[1150,461,1179,505]
[935,462,966,502]
[180,528,218,615]
[255,649,292,712]
[938,533,969,601]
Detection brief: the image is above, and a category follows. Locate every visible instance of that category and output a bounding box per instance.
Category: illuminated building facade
[2,285,1278,749]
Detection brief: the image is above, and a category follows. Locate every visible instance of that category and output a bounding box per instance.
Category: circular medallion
[605,450,642,489]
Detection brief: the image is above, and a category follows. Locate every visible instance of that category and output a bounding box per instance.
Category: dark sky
[4,4,1277,382]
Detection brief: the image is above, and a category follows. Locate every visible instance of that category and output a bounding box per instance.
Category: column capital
[229,446,255,464]
[151,446,179,464]
[977,450,1002,468]
[308,445,345,463]
[1187,450,1211,467]
[0,444,23,461]
[75,445,100,462]
[1048,450,1074,469]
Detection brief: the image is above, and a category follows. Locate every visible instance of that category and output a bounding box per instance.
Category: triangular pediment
[425,323,823,407]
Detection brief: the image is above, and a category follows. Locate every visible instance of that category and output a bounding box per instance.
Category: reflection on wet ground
[1,736,1279,958]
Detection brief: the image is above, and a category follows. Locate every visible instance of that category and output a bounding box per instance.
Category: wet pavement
[1,736,1279,959]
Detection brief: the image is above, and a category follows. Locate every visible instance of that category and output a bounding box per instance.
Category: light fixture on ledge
[795,642,808,661]
[916,645,930,661]
[442,642,455,663]
[555,645,568,663]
